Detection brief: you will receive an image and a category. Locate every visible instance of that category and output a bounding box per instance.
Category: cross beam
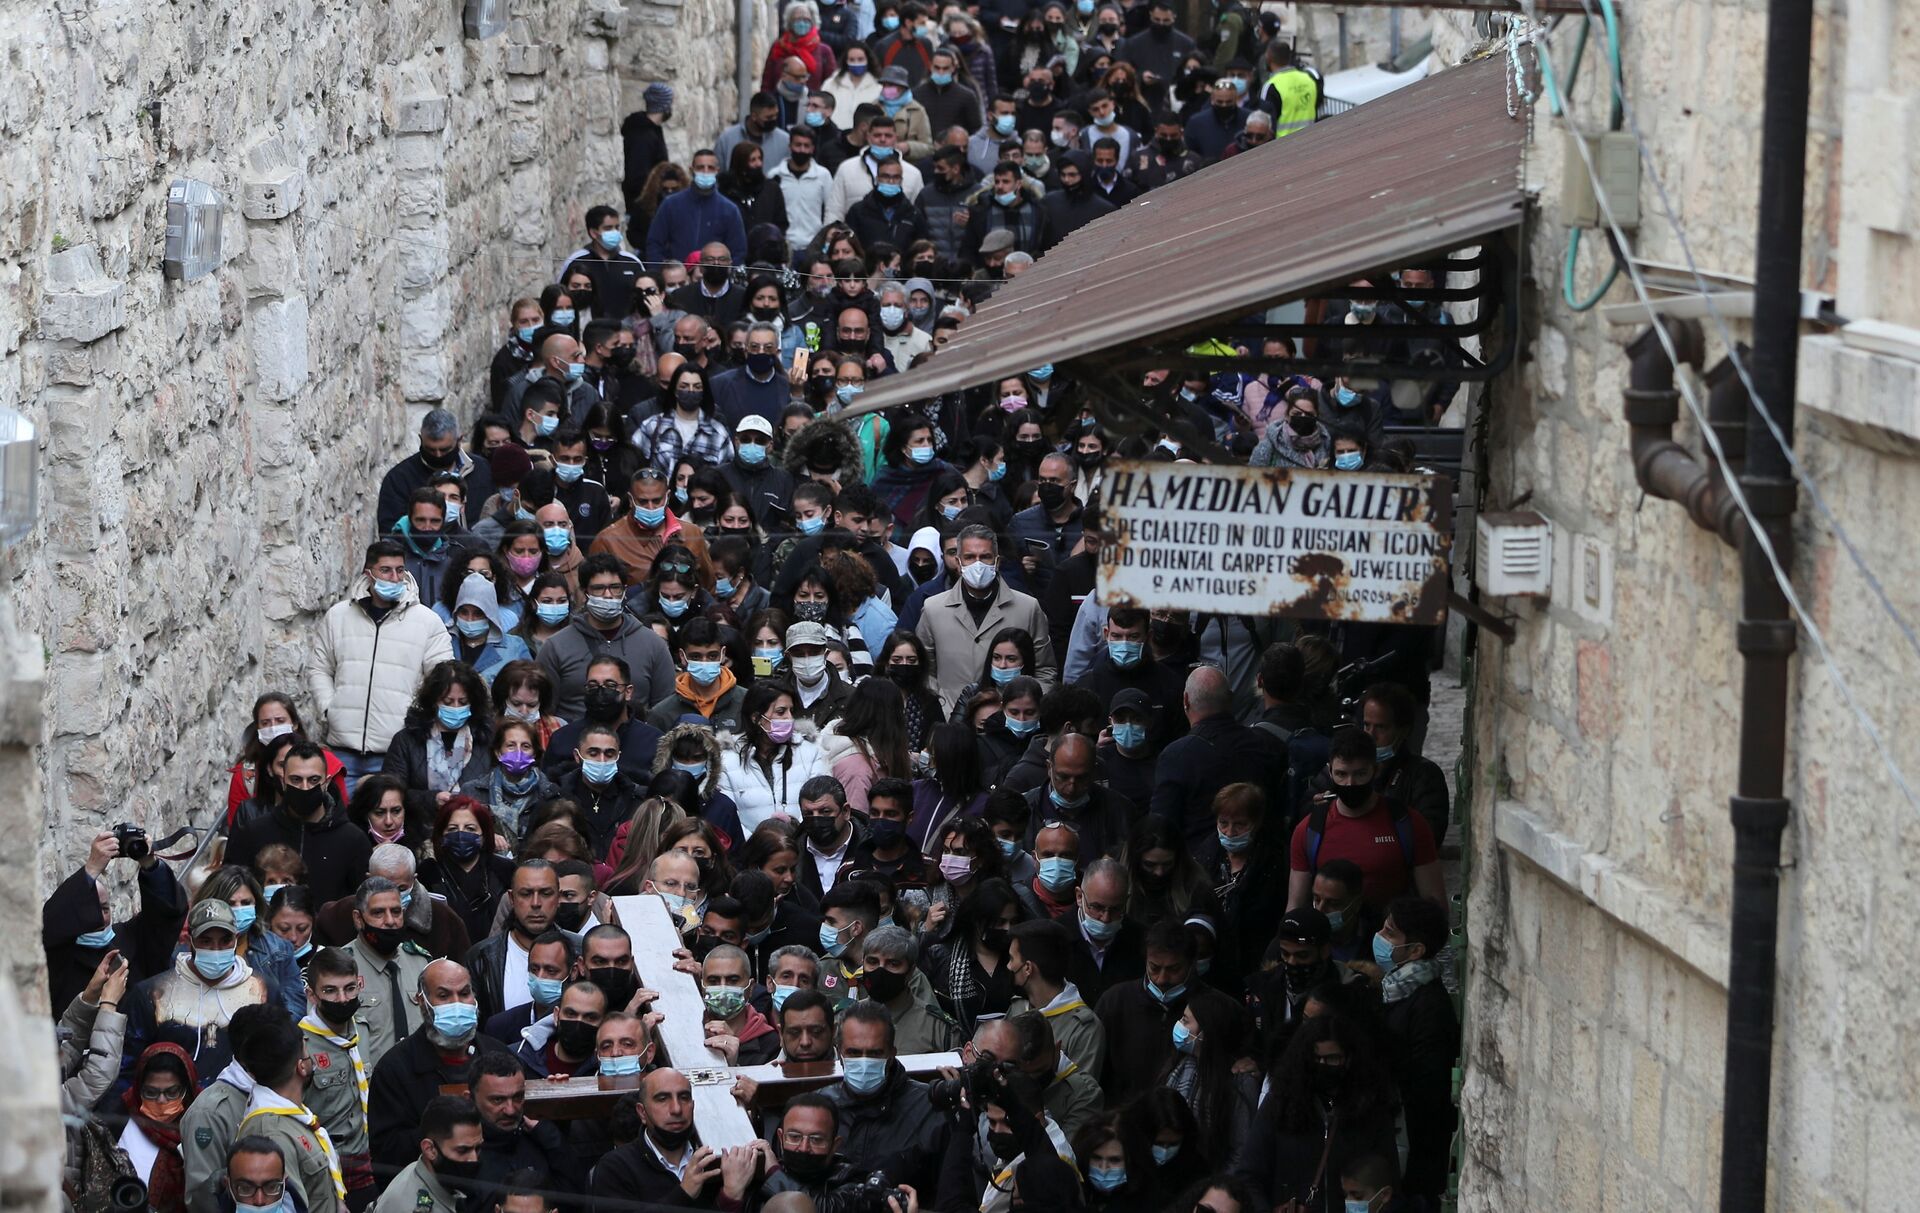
[521,894,960,1139]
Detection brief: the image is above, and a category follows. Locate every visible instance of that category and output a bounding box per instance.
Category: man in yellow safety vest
[1260,41,1321,137]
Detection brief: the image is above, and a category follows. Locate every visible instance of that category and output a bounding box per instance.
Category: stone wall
[1,0,767,906]
[1440,0,1920,1207]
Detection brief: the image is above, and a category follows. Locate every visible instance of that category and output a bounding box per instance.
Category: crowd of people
[45,3,1470,1213]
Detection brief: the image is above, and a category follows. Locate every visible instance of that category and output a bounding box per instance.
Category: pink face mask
[999,395,1028,412]
[938,854,973,882]
[507,553,543,578]
[764,718,795,743]
[370,825,404,845]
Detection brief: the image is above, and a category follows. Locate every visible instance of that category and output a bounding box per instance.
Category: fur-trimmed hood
[652,722,728,799]
[782,417,866,487]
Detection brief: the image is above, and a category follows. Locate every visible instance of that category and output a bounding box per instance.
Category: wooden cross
[524,893,961,1146]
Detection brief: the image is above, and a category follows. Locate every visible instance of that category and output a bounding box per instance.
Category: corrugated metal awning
[840,53,1528,419]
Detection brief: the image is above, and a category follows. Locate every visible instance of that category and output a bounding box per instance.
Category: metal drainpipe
[1718,0,1809,1202]
[735,0,757,121]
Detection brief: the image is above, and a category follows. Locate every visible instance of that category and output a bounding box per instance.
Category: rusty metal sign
[1097,461,1453,624]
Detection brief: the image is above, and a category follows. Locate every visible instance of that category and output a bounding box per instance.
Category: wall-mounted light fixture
[0,409,38,548]
[163,179,224,281]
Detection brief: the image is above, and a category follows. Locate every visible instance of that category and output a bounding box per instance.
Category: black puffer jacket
[817,1065,953,1200]
[225,797,374,906]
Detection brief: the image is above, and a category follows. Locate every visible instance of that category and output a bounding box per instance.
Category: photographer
[43,827,190,1014]
[760,1093,921,1213]
[933,1046,1084,1213]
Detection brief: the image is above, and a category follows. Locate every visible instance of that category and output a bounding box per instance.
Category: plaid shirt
[632,410,735,473]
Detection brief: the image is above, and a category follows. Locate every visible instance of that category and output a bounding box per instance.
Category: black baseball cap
[1279,907,1331,945]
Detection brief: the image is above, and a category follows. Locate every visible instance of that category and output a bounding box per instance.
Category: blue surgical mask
[941,504,962,520]
[1080,909,1119,942]
[1076,0,1094,12]
[295,941,314,960]
[536,601,571,625]
[1048,787,1089,812]
[1029,363,1054,381]
[431,1001,479,1038]
[517,325,538,344]
[996,836,1019,858]
[600,1053,644,1077]
[993,190,1018,207]
[551,308,577,327]
[989,664,1019,685]
[714,577,736,598]
[1325,908,1347,934]
[1335,451,1364,471]
[798,514,826,535]
[1147,979,1186,1005]
[790,18,812,33]
[836,383,863,405]
[634,504,667,527]
[659,596,691,619]
[529,975,564,1005]
[437,704,472,730]
[1106,639,1142,667]
[1038,856,1077,891]
[988,461,1006,481]
[930,70,955,87]
[598,230,623,250]
[372,577,406,602]
[1110,722,1145,750]
[1217,830,1252,853]
[672,761,709,780]
[1171,1021,1195,1052]
[771,983,802,1010]
[400,888,414,912]
[686,660,722,685]
[880,15,899,29]
[994,114,1015,135]
[566,361,587,382]
[1372,932,1401,974]
[1333,384,1358,407]
[76,926,117,949]
[1089,1166,1127,1192]
[867,144,895,160]
[693,171,718,190]
[1375,744,1396,763]
[1005,715,1040,736]
[754,646,784,668]
[737,442,767,465]
[841,1056,888,1094]
[819,921,847,956]
[908,445,934,464]
[806,110,827,127]
[193,948,237,982]
[1151,1143,1181,1166]
[542,526,572,554]
[230,905,257,934]
[554,460,585,483]
[876,182,903,198]
[456,617,490,640]
[445,501,462,525]
[1229,76,1248,94]
[582,758,619,784]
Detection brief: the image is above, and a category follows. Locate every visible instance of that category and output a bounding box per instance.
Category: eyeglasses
[230,1179,287,1202]
[140,1085,187,1102]
[779,1130,833,1149]
[657,559,694,577]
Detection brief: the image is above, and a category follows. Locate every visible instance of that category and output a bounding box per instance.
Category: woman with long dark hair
[1239,1012,1399,1213]
[1155,985,1260,1168]
[1121,814,1220,930]
[909,722,988,851]
[950,627,1040,722]
[921,876,1023,1032]
[718,682,829,830]
[815,677,911,814]
[871,414,954,542]
[1117,1090,1210,1210]
[877,630,943,753]
[381,661,495,816]
[633,362,735,474]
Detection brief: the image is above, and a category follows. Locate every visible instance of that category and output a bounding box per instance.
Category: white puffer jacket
[719,731,830,833]
[308,573,454,755]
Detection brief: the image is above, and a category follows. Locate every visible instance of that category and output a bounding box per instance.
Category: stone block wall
[0,0,767,908]
[1437,1,1920,1208]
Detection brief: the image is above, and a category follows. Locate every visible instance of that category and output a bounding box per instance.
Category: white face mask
[960,560,998,590]
[257,723,295,745]
[792,655,829,684]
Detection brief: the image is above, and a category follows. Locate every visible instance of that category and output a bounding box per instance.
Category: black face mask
[1011,438,1049,463]
[1310,1062,1348,1098]
[1157,136,1184,155]
[1282,959,1323,994]
[1035,482,1069,512]
[1076,449,1104,471]
[588,966,638,1011]
[1286,411,1318,436]
[1332,780,1373,809]
[555,901,590,932]
[884,663,920,687]
[781,1145,836,1182]
[980,926,1011,953]
[674,340,702,360]
[571,289,596,311]
[1149,22,1172,38]
[703,265,732,287]
[283,785,327,816]
[1150,618,1187,648]
[583,686,628,722]
[360,925,406,955]
[987,1131,1021,1162]
[861,966,909,1003]
[433,1156,482,1184]
[1029,84,1052,103]
[317,996,361,1028]
[554,1017,600,1058]
[609,345,637,369]
[420,446,458,470]
[647,1124,695,1152]
[802,815,843,847]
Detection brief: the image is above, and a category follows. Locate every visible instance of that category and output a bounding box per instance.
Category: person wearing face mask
[1006,917,1106,1078]
[645,148,749,266]
[693,944,782,1065]
[826,110,925,223]
[917,527,1058,710]
[377,410,471,536]
[123,901,271,1093]
[710,325,790,431]
[667,240,750,330]
[920,46,983,133]
[1130,109,1203,190]
[645,617,747,730]
[43,825,190,1032]
[813,1001,951,1196]
[1062,860,1144,1005]
[1251,384,1332,469]
[558,205,648,321]
[443,571,532,682]
[367,959,512,1170]
[504,332,599,425]
[756,1095,890,1210]
[118,1042,200,1213]
[632,363,737,479]
[1238,1012,1397,1213]
[716,413,797,528]
[1093,919,1235,1102]
[961,161,1053,268]
[292,948,374,1209]
[1184,79,1246,162]
[1337,1154,1413,1213]
[227,743,375,909]
[761,2,838,94]
[1036,151,1115,250]
[1354,682,1448,841]
[1285,730,1444,918]
[466,1051,589,1194]
[217,1138,298,1213]
[1251,909,1344,1060]
[372,1096,486,1213]
[226,1012,347,1213]
[330,876,432,1072]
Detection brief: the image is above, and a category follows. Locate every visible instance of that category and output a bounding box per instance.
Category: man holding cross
[588,1068,772,1207]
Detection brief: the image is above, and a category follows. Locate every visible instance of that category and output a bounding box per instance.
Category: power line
[1524,21,1920,809]
[1557,0,1920,673]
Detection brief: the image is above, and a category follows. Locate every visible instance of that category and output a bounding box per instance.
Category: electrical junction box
[1560,129,1640,229]
[1476,511,1553,598]
[465,0,507,38]
[163,179,223,281]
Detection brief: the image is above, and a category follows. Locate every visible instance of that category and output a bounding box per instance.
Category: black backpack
[1251,719,1332,827]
